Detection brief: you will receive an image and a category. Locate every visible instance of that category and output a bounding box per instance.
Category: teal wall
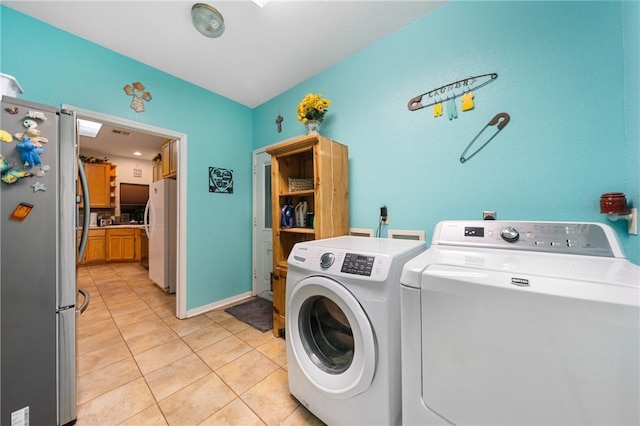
[0,6,254,310]
[254,1,640,264]
[623,0,639,263]
[2,0,637,318]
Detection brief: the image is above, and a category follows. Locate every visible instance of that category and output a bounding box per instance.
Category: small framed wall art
[209,166,233,194]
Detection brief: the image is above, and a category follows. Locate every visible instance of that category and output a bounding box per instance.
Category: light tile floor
[76,263,324,426]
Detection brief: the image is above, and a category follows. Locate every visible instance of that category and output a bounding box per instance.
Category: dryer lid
[400,245,639,289]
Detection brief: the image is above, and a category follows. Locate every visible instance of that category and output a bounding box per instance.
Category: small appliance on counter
[99,217,113,226]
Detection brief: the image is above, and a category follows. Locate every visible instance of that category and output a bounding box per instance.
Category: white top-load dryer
[400,221,639,425]
[286,236,426,425]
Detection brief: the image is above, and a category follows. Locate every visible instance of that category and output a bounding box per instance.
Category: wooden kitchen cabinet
[135,228,142,261]
[109,164,117,207]
[161,138,178,178]
[78,229,106,264]
[79,162,116,208]
[266,134,349,337]
[106,228,136,261]
[152,162,162,182]
[77,227,140,264]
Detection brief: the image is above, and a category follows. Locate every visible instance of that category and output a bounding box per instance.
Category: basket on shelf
[288,177,313,192]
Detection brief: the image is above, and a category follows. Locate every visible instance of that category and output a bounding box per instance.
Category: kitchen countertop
[85,224,146,229]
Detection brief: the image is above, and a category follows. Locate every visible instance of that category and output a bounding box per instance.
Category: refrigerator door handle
[77,159,91,262]
[144,199,150,234]
[76,288,90,315]
[144,198,153,238]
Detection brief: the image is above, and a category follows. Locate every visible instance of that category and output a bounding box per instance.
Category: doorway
[253,148,273,300]
[65,104,188,318]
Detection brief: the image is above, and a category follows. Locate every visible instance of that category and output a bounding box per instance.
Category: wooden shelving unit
[109,164,117,208]
[266,133,349,337]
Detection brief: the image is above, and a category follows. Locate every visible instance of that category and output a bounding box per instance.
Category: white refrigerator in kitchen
[145,178,176,293]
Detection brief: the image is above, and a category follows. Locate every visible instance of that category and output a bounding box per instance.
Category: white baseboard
[185,291,253,318]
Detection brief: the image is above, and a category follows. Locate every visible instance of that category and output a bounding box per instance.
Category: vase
[305,120,320,135]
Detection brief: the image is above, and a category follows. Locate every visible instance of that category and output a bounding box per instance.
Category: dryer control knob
[501,227,520,242]
[320,252,335,269]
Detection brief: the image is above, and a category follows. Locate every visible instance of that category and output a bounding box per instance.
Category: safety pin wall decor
[459,112,510,163]
[407,73,498,112]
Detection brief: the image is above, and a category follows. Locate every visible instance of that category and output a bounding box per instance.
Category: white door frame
[63,104,188,319]
[252,145,276,299]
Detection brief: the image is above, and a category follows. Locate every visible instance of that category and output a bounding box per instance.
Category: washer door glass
[287,276,376,398]
[299,296,354,374]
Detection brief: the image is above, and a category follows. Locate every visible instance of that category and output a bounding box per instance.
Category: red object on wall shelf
[600,192,628,214]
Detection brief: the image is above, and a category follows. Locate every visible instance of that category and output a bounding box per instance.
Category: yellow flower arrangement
[297,93,331,123]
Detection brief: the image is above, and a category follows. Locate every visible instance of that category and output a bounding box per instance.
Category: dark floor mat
[224,297,273,332]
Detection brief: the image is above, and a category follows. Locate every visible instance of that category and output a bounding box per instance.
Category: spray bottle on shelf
[281,197,295,229]
[295,200,308,227]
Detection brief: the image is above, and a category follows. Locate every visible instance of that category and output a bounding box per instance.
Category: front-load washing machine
[286,236,426,425]
[400,221,639,425]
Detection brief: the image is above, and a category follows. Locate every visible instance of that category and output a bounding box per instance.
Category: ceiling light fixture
[77,119,102,138]
[133,151,142,156]
[191,3,225,38]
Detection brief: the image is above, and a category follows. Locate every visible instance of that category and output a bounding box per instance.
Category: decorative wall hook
[460,112,510,163]
[123,82,152,113]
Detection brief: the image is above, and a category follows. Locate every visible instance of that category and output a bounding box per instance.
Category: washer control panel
[436,221,620,257]
[340,253,375,276]
[289,247,393,281]
[320,252,335,269]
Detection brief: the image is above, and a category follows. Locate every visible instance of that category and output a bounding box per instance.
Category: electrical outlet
[380,205,389,225]
[483,211,497,220]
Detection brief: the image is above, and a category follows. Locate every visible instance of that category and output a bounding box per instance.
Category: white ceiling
[79,122,169,162]
[4,0,444,160]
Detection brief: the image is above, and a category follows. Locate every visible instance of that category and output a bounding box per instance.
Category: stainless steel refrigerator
[1,96,90,426]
